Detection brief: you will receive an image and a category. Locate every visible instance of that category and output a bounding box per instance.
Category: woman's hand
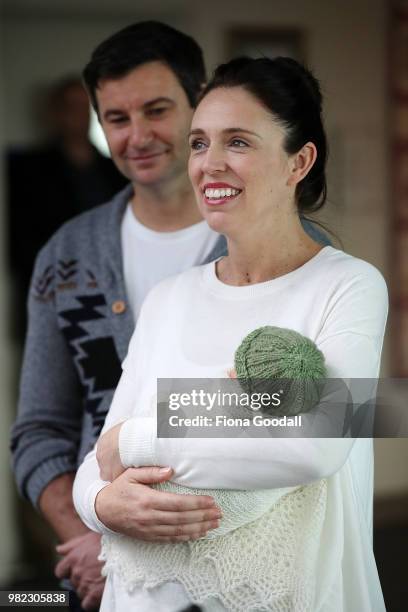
[94,467,221,541]
[96,423,125,481]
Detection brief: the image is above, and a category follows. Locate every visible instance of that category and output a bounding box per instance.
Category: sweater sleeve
[117,267,388,491]
[10,245,83,507]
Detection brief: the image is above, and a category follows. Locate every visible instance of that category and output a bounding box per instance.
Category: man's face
[96,61,194,187]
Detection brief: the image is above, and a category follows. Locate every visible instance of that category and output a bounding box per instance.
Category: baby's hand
[227,368,237,379]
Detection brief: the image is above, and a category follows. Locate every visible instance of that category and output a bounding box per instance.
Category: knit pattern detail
[100,479,327,611]
[155,481,295,539]
[234,326,327,415]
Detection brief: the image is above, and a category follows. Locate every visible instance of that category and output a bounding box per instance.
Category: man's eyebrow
[103,109,125,121]
[102,97,174,120]
[143,97,174,108]
[189,127,262,139]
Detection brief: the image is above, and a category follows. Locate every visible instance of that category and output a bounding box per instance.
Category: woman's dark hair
[200,56,328,214]
[83,21,206,113]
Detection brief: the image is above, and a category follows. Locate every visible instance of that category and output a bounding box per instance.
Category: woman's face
[188,86,296,236]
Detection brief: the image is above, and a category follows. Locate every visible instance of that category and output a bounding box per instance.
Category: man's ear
[287,142,317,186]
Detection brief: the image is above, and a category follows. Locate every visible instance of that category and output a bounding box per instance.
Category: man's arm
[39,474,105,612]
[10,248,83,508]
[10,246,106,611]
[38,473,88,542]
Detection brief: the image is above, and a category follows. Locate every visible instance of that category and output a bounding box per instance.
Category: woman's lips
[203,193,241,206]
[202,186,242,206]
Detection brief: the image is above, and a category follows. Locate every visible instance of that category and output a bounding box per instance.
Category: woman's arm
[117,270,388,490]
[72,301,152,533]
[73,312,220,536]
[73,364,143,533]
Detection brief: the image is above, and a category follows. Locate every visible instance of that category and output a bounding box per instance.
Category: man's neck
[129,179,203,232]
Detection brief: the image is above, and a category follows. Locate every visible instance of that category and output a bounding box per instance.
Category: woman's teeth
[204,188,241,199]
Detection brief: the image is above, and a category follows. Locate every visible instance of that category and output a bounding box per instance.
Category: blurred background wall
[1,0,407,609]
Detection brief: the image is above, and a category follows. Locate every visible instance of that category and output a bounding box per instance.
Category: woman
[73,57,388,611]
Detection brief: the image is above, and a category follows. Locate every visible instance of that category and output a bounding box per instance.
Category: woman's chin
[203,210,236,236]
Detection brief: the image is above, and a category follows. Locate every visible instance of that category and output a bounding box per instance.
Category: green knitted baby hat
[234,326,327,416]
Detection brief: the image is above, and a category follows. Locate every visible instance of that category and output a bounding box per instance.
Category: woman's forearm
[119,415,354,489]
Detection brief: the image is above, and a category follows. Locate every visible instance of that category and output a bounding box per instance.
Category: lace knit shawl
[100,479,327,611]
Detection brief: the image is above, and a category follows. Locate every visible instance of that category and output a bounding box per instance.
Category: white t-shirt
[121,204,219,321]
[74,246,388,612]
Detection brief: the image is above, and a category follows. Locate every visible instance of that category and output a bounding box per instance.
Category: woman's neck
[217,213,322,286]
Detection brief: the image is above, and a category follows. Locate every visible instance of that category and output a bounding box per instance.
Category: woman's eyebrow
[189,127,262,139]
[189,128,205,136]
[223,128,262,139]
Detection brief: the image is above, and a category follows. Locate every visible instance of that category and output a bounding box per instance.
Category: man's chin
[128,170,170,186]
[124,158,172,184]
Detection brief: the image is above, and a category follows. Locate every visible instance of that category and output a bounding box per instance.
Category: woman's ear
[287,142,317,186]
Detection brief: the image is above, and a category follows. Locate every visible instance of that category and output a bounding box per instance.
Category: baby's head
[233,326,327,416]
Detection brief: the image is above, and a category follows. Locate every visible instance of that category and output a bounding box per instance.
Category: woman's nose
[202,147,227,174]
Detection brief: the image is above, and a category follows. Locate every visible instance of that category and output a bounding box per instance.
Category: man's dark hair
[83,21,206,113]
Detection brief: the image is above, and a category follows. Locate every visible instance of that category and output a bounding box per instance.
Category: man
[11,21,328,611]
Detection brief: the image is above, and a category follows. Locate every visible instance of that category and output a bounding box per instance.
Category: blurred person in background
[6,76,126,338]
[10,22,328,612]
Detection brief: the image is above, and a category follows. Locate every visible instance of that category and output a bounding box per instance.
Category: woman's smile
[202,182,243,206]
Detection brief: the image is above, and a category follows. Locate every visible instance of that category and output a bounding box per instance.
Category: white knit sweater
[74,246,388,611]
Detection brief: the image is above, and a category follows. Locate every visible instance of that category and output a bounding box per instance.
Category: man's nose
[128,120,154,148]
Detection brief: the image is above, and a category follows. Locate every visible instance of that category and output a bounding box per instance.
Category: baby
[230,325,327,416]
[152,326,327,538]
